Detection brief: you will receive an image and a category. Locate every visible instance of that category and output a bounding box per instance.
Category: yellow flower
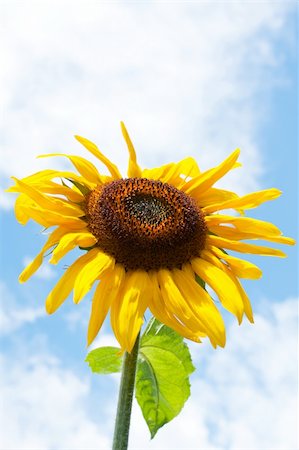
[8,123,295,352]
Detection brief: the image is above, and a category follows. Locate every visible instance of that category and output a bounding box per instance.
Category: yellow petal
[200,249,223,270]
[148,272,201,343]
[73,249,114,303]
[207,235,286,257]
[172,267,226,347]
[159,157,201,186]
[87,264,125,346]
[38,153,103,185]
[224,268,254,323]
[258,235,295,245]
[45,170,96,190]
[110,270,151,353]
[23,204,86,229]
[14,194,34,225]
[156,269,214,335]
[45,249,100,314]
[176,157,201,178]
[203,188,281,214]
[120,122,142,178]
[157,269,197,327]
[19,252,44,284]
[196,188,239,208]
[205,215,282,236]
[37,181,84,203]
[19,169,61,184]
[195,252,254,323]
[49,231,97,265]
[76,232,98,247]
[208,225,295,245]
[11,177,84,218]
[19,227,68,283]
[7,169,94,191]
[209,246,262,279]
[75,135,121,179]
[182,149,240,196]
[191,257,245,323]
[19,205,52,228]
[142,162,175,180]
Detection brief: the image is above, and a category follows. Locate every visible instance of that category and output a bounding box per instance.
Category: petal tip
[74,135,84,144]
[272,188,282,198]
[278,251,287,258]
[18,268,31,283]
[287,238,296,246]
[45,299,54,315]
[49,257,58,265]
[86,334,93,348]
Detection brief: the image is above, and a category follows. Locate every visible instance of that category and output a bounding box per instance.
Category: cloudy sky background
[0,1,297,449]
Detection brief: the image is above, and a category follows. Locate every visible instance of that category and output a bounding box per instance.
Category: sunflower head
[85,177,207,271]
[7,122,295,352]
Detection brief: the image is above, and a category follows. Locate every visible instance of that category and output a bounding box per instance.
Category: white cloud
[0,1,295,203]
[0,297,297,450]
[0,280,45,335]
[0,353,111,450]
[63,307,89,332]
[0,187,14,209]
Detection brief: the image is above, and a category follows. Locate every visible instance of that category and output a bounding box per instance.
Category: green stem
[112,333,140,450]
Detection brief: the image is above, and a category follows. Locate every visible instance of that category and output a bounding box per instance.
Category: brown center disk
[85,178,207,271]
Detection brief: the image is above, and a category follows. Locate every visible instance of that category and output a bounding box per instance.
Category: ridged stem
[112,333,140,450]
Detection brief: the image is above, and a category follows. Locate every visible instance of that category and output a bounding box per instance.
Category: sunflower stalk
[112,333,140,450]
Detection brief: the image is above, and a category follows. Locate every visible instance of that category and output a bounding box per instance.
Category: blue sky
[0,2,297,449]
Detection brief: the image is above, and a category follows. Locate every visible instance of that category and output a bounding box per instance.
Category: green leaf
[136,318,195,438]
[195,274,206,289]
[66,178,91,196]
[79,245,96,251]
[85,346,123,374]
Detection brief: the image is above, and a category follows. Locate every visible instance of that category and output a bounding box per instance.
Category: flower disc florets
[86,178,207,271]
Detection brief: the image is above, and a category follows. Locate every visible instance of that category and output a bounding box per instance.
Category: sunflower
[8,123,295,352]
